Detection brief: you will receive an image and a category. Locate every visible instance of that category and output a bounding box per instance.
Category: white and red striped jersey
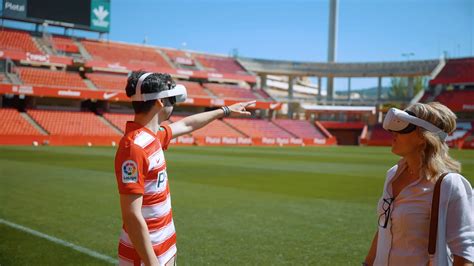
[114,121,176,266]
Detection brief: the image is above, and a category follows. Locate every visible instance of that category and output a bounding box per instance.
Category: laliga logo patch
[122,160,138,183]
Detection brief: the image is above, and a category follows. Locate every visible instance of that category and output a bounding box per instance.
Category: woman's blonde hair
[405,102,461,181]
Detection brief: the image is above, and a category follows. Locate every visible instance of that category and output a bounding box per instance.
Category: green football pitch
[0,145,472,265]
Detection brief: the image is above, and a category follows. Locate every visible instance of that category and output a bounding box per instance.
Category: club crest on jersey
[122,160,138,183]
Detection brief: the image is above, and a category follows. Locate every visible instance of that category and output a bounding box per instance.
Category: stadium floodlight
[382,108,447,141]
[401,52,415,61]
[131,72,187,103]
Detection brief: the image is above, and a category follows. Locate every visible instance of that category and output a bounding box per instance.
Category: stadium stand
[2,27,470,148]
[0,29,42,53]
[51,36,80,54]
[254,89,273,100]
[0,109,41,135]
[162,49,197,68]
[224,118,294,138]
[82,40,172,69]
[462,127,474,149]
[272,119,325,139]
[28,110,119,136]
[18,67,88,89]
[177,80,211,97]
[194,54,248,75]
[191,118,245,138]
[429,58,474,86]
[204,83,258,100]
[446,121,472,147]
[367,124,392,146]
[86,72,128,91]
[318,121,365,145]
[103,113,134,132]
[433,89,474,112]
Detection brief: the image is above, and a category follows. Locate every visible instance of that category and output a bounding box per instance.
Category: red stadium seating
[176,80,210,97]
[204,83,258,100]
[82,40,171,69]
[52,36,80,53]
[194,54,248,75]
[103,113,134,132]
[368,124,392,145]
[162,49,196,67]
[319,121,365,129]
[19,67,88,89]
[0,29,41,54]
[272,119,325,139]
[254,89,272,101]
[433,89,474,112]
[0,109,41,135]
[224,118,294,138]
[87,72,128,91]
[28,110,119,136]
[191,119,245,137]
[430,58,474,86]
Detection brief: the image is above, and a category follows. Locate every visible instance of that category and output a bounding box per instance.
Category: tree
[389,76,426,99]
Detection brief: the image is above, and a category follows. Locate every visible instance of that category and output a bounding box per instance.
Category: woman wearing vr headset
[363,102,473,266]
[114,71,255,266]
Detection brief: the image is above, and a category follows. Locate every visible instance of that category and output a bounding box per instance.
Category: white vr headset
[383,108,448,141]
[130,72,187,103]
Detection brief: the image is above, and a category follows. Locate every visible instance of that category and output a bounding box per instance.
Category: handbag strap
[428,172,449,255]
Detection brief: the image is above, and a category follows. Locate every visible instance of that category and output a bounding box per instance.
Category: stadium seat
[191,118,245,137]
[19,67,88,89]
[0,109,42,135]
[82,40,172,69]
[87,72,128,91]
[103,113,134,132]
[162,49,197,68]
[224,118,294,138]
[194,54,248,75]
[176,80,210,97]
[0,29,42,54]
[254,89,273,101]
[430,58,474,85]
[272,119,325,139]
[433,89,474,112]
[370,124,392,142]
[204,83,258,100]
[52,36,80,53]
[28,110,119,136]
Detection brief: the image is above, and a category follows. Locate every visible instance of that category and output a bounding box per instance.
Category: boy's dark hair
[125,71,175,114]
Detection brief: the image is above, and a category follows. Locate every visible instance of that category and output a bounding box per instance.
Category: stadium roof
[301,104,376,113]
[238,57,441,77]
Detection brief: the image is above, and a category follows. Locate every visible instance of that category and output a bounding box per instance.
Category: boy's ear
[155,99,164,108]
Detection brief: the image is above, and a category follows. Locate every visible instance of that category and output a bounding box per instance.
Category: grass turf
[0,145,472,265]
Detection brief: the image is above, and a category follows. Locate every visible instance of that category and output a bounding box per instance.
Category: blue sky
[4,0,473,90]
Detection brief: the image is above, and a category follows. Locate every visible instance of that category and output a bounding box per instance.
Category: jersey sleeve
[114,141,148,194]
[158,124,173,150]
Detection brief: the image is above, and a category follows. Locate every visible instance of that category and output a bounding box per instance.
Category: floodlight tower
[327,0,338,101]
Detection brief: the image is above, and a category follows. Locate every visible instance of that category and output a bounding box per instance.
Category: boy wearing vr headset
[114,71,255,266]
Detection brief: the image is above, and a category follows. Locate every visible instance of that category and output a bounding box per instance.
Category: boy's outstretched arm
[169,101,256,138]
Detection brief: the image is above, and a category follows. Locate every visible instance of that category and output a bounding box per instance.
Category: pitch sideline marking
[0,218,118,264]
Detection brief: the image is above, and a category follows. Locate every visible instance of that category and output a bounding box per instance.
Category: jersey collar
[125,121,157,136]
